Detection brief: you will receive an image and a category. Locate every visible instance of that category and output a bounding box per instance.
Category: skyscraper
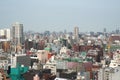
[74,26,79,42]
[12,22,24,45]
[74,26,79,36]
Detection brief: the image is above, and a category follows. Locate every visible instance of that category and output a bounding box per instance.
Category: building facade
[0,28,11,40]
[12,22,24,45]
[74,26,79,42]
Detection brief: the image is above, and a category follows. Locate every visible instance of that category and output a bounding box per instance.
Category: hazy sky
[0,0,120,32]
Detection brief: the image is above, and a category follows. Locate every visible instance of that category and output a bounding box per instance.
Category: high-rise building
[0,28,11,40]
[12,22,24,45]
[74,26,79,36]
[74,26,79,42]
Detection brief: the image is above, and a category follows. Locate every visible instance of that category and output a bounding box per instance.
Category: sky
[0,0,120,32]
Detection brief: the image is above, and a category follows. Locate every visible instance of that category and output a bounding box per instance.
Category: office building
[11,54,31,68]
[12,22,24,45]
[74,26,79,42]
[0,28,11,40]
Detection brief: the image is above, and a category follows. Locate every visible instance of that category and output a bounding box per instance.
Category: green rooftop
[44,47,52,51]
[81,52,87,57]
[63,58,83,62]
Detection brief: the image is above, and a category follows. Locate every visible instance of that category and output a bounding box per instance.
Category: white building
[0,28,11,40]
[109,60,118,68]
[0,29,4,36]
[98,67,120,80]
[54,77,68,80]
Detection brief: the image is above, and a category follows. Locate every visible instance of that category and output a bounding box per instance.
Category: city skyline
[0,0,120,32]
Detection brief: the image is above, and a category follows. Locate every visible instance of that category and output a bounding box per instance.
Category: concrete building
[112,50,120,65]
[0,29,11,52]
[109,60,119,68]
[98,66,120,80]
[74,26,79,42]
[0,28,11,40]
[43,55,57,75]
[0,60,8,70]
[11,54,31,68]
[36,50,48,63]
[74,27,79,38]
[44,63,56,75]
[12,22,24,45]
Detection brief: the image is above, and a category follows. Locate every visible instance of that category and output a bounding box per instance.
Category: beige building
[74,26,79,42]
[36,50,48,63]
